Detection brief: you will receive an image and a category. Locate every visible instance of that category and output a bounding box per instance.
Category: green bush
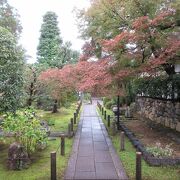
[133,75,180,100]
[105,101,113,109]
[103,97,111,106]
[146,142,173,158]
[2,109,47,154]
[84,93,91,102]
[47,119,55,126]
[103,96,134,107]
[36,94,54,111]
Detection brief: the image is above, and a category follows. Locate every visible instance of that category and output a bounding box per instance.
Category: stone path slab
[65,100,128,180]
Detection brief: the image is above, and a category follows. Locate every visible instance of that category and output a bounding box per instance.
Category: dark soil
[124,118,180,157]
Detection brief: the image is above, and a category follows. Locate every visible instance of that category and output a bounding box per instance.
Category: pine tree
[37,11,63,68]
[37,11,80,112]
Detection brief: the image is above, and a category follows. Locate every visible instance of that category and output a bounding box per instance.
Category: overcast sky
[10,0,90,63]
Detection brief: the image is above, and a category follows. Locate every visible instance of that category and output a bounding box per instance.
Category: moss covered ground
[0,104,79,180]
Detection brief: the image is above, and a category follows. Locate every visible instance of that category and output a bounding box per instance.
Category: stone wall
[135,97,180,132]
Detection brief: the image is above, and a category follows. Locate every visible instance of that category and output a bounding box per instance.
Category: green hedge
[133,75,180,100]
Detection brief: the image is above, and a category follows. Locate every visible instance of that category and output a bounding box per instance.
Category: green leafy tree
[77,0,180,59]
[23,65,38,107]
[77,0,180,103]
[0,0,22,38]
[61,41,80,65]
[0,27,24,112]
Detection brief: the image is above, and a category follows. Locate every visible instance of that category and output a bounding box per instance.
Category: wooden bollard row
[76,109,78,116]
[99,104,102,111]
[120,131,125,151]
[74,112,76,124]
[97,103,142,180]
[68,123,71,137]
[97,101,102,110]
[67,101,82,138]
[73,101,82,125]
[70,118,73,132]
[97,102,111,127]
[50,137,66,179]
[108,115,110,127]
[136,152,142,180]
[76,100,82,116]
[61,136,65,156]
[104,110,106,120]
[51,101,83,180]
[51,152,56,180]
[98,101,102,112]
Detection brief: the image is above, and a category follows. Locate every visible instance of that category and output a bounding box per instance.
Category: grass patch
[97,107,180,180]
[37,103,78,132]
[0,104,79,180]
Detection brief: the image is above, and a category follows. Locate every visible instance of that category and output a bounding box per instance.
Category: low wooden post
[68,123,71,137]
[108,115,110,127]
[120,131,125,151]
[76,109,79,116]
[104,110,106,120]
[51,152,56,180]
[70,118,73,132]
[99,103,101,111]
[74,112,76,124]
[61,136,65,156]
[136,152,142,180]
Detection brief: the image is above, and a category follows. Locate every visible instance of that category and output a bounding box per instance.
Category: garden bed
[120,121,180,166]
[124,119,180,157]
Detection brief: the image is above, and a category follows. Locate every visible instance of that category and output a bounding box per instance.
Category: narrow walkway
[65,100,128,180]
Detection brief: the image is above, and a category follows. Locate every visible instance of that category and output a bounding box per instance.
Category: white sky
[10,0,90,63]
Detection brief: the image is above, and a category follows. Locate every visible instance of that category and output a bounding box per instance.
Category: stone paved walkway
[65,100,128,180]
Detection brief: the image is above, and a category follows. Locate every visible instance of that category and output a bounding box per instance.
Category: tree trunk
[52,99,58,113]
[27,68,37,107]
[27,82,33,107]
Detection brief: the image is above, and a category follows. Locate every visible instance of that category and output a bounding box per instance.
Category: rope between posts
[55,143,61,153]
[8,156,51,160]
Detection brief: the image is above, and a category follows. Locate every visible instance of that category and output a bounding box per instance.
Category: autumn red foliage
[39,9,180,98]
[39,57,114,96]
[101,10,180,78]
[39,64,76,99]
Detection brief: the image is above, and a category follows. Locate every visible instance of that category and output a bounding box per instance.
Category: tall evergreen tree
[37,11,80,112]
[37,11,64,113]
[37,11,63,68]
